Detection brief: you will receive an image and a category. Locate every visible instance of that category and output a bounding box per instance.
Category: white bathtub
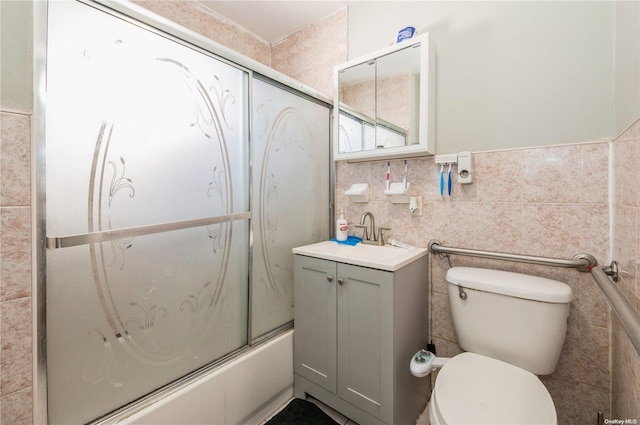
[119,330,294,425]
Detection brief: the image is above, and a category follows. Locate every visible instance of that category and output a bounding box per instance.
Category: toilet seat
[431,352,557,425]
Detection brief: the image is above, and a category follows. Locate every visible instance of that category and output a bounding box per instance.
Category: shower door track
[46,212,252,249]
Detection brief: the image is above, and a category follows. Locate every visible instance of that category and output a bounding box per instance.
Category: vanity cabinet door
[294,256,337,393]
[337,264,394,424]
[294,256,396,424]
[294,249,429,425]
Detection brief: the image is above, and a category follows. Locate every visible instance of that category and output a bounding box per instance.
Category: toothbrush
[439,164,444,196]
[447,163,452,196]
[403,159,408,189]
[386,161,391,190]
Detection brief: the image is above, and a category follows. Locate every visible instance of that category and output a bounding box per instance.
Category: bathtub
[119,330,294,425]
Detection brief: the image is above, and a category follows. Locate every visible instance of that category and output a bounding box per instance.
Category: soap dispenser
[336,211,348,241]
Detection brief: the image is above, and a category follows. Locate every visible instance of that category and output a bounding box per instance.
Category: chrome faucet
[357,211,376,242]
[356,211,390,246]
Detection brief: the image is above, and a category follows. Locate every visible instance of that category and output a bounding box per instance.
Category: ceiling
[197,1,349,44]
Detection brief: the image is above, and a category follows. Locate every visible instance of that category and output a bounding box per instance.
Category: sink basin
[292,240,428,271]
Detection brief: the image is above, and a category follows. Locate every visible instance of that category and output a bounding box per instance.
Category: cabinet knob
[338,278,344,285]
[327,276,333,283]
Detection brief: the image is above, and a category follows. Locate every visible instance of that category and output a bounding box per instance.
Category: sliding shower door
[250,78,331,340]
[44,2,331,423]
[45,2,250,424]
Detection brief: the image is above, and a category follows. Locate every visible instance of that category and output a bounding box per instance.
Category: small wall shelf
[384,182,410,203]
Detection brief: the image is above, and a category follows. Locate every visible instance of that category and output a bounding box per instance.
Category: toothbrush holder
[384,182,411,203]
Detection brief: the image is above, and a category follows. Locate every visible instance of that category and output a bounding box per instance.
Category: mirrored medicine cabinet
[334,33,435,162]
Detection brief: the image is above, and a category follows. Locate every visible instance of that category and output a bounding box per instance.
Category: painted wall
[0,0,33,112]
[347,1,616,154]
[615,1,640,135]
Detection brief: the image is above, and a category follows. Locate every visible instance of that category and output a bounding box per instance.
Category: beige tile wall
[611,118,640,421]
[270,7,347,100]
[335,142,613,424]
[0,111,32,424]
[131,0,270,65]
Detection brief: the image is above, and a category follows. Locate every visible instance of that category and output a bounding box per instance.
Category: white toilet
[426,267,573,425]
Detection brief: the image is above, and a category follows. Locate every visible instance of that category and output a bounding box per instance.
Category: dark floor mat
[265,398,340,425]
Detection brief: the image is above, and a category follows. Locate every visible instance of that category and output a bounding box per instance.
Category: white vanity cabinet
[293,244,429,425]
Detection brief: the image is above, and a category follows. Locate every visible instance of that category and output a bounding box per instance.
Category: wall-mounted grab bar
[428,239,597,272]
[428,239,640,357]
[591,266,640,356]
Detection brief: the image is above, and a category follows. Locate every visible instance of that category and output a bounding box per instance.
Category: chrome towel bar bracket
[603,260,620,282]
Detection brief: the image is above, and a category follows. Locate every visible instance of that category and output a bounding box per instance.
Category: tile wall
[269,8,347,100]
[611,118,640,420]
[336,142,612,424]
[0,111,32,424]
[132,0,270,65]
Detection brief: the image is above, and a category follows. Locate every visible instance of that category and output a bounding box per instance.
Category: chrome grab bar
[591,265,640,356]
[428,239,597,272]
[428,239,640,356]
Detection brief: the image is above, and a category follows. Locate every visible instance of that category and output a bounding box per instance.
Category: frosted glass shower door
[251,77,331,340]
[45,2,249,424]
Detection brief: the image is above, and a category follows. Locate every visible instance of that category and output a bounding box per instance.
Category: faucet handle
[377,227,391,246]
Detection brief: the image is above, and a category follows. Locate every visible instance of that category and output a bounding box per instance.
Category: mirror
[334,33,434,162]
[337,60,376,153]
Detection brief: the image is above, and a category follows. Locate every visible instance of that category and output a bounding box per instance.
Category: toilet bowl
[428,352,557,425]
[411,267,572,425]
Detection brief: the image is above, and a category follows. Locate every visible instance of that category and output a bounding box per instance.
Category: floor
[259,395,358,425]
[260,396,431,425]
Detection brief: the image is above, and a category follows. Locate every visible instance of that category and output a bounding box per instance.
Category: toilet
[423,267,573,425]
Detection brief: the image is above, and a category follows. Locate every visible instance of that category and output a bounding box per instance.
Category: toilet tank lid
[446,267,573,303]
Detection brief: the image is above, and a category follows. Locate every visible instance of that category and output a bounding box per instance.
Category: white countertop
[292,240,428,272]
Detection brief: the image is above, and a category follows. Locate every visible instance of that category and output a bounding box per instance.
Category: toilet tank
[446,267,573,375]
